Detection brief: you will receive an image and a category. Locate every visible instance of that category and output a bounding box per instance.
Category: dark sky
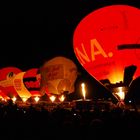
[1,0,140,71]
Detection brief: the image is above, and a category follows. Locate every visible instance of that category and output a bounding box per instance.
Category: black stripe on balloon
[26,88,40,91]
[118,44,140,50]
[23,77,36,82]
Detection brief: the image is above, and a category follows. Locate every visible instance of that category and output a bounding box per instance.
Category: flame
[114,87,125,101]
[12,96,17,103]
[49,95,56,102]
[1,98,7,102]
[34,96,40,103]
[81,83,86,100]
[59,95,65,102]
[22,97,28,103]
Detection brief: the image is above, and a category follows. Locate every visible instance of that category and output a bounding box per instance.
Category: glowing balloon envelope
[40,56,78,95]
[73,5,140,83]
[13,72,32,101]
[23,68,41,97]
[0,67,22,97]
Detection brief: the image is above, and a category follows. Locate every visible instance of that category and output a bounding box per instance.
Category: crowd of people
[0,99,140,139]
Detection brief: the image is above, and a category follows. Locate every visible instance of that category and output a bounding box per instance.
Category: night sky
[1,0,139,70]
[1,0,140,101]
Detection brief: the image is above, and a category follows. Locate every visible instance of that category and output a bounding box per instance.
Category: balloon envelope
[73,5,140,83]
[40,56,78,95]
[13,72,32,100]
[0,67,22,97]
[23,68,41,97]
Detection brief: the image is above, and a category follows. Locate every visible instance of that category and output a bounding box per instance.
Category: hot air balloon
[73,5,140,84]
[13,72,32,102]
[23,68,41,103]
[40,56,78,97]
[73,5,140,103]
[0,67,22,98]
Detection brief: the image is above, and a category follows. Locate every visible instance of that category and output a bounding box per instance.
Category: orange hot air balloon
[40,56,78,96]
[23,68,41,97]
[73,5,140,84]
[0,67,22,98]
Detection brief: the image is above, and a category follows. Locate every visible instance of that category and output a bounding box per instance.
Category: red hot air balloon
[0,67,22,98]
[23,68,41,97]
[73,5,140,84]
